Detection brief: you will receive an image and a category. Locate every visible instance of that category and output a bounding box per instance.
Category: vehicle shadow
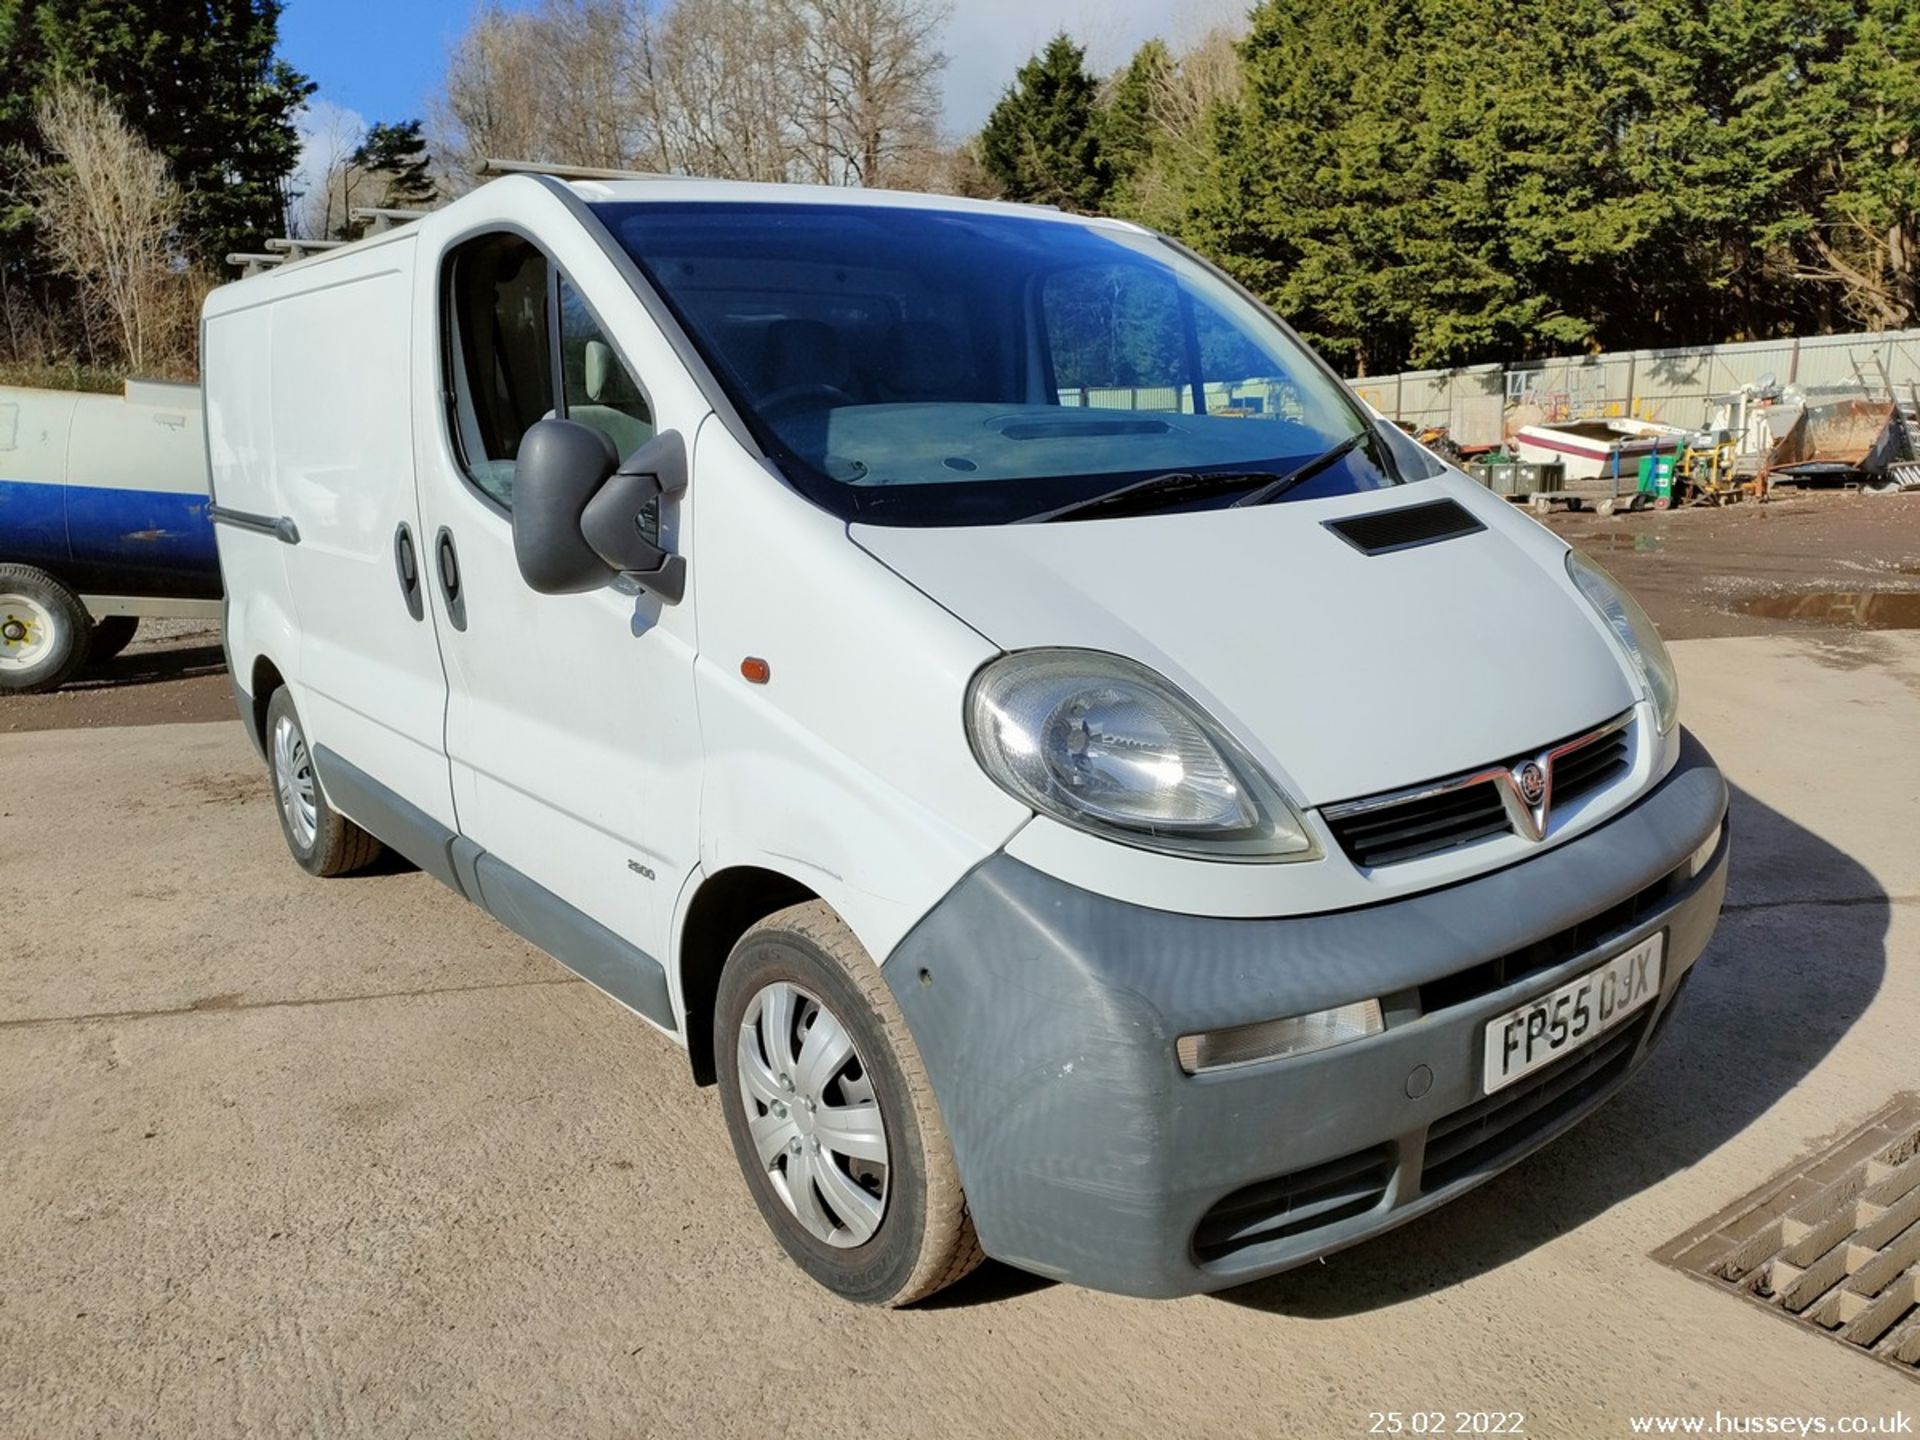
[1217,781,1886,1317]
[69,641,227,690]
[917,1257,1057,1309]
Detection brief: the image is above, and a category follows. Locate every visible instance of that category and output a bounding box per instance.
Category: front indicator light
[1176,1000,1385,1074]
[1688,819,1724,879]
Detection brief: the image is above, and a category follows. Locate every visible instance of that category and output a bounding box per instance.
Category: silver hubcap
[271,714,319,851]
[736,981,889,1248]
[0,593,55,671]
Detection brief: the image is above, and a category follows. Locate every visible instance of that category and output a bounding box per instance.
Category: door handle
[434,526,467,631]
[393,523,424,621]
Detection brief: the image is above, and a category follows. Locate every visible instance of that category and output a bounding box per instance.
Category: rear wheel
[87,615,139,662]
[264,687,383,877]
[715,901,983,1306]
[0,564,91,695]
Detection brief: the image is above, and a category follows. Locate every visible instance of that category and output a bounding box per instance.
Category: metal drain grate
[1656,1094,1920,1379]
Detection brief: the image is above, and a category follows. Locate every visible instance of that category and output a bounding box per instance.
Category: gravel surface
[1546,488,1920,641]
[2,633,1917,1434]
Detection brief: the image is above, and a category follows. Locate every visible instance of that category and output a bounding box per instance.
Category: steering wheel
[759,383,858,417]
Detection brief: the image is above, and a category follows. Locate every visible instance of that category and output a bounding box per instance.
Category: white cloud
[938,0,1245,136]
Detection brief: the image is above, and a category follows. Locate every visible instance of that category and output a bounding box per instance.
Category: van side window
[1042,264,1186,413]
[558,277,653,462]
[446,233,554,506]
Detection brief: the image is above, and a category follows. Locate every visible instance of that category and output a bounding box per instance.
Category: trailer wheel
[0,565,91,695]
[87,616,140,663]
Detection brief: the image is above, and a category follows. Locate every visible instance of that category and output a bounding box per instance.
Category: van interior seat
[879,320,968,401]
[575,338,654,460]
[761,318,854,397]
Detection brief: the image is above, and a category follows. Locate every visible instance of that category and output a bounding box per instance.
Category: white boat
[1512,417,1686,483]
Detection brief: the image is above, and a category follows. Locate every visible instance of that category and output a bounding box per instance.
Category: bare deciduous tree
[1146,25,1243,162]
[27,80,187,375]
[795,0,948,186]
[1109,25,1246,231]
[291,104,368,240]
[436,4,554,184]
[651,0,810,181]
[432,0,950,191]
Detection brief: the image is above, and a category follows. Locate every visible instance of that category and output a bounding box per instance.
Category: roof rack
[226,252,285,277]
[233,158,672,277]
[266,237,347,260]
[476,157,672,183]
[350,206,433,233]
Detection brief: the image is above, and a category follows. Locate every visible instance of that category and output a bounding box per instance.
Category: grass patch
[0,363,132,394]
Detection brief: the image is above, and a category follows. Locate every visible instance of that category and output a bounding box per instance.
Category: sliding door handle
[434,526,466,631]
[393,523,424,621]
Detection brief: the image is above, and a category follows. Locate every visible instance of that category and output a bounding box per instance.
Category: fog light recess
[1177,1000,1384,1075]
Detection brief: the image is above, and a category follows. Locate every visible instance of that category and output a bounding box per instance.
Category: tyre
[87,615,139,663]
[0,564,91,695]
[263,686,383,877]
[715,901,984,1306]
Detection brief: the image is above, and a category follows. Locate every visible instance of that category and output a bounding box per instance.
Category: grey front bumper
[885,730,1729,1298]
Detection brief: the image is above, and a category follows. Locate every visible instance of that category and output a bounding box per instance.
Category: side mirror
[584,429,688,603]
[511,420,688,601]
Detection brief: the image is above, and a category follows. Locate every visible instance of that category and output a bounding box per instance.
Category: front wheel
[715,901,983,1306]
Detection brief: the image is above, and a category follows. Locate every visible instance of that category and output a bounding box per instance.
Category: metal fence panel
[1795,333,1907,393]
[1364,325,1920,436]
[1050,326,1920,434]
[1888,334,1920,395]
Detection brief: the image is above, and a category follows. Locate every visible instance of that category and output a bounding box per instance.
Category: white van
[205,176,1728,1304]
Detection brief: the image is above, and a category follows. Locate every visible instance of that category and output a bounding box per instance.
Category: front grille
[1193,1145,1395,1264]
[1324,712,1635,869]
[1327,780,1512,869]
[1552,727,1630,805]
[1421,1011,1651,1192]
[1418,858,1692,1015]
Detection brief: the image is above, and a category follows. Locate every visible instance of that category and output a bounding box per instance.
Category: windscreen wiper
[1227,432,1367,508]
[1021,468,1286,524]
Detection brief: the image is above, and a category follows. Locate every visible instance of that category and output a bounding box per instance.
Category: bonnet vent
[1324,498,1485,556]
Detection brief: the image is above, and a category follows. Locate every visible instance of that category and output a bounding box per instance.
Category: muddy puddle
[1739,591,1920,629]
[1586,532,1666,554]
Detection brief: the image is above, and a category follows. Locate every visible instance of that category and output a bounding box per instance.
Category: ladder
[1879,383,1920,491]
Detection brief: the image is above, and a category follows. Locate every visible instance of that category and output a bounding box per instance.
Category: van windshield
[593,201,1401,526]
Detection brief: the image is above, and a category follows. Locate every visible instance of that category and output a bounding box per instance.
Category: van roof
[208,173,1139,301]
[566,176,1116,224]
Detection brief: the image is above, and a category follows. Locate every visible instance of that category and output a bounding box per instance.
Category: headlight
[965,650,1317,861]
[1566,550,1680,733]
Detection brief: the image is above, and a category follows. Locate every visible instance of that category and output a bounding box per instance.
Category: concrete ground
[2,631,1917,1437]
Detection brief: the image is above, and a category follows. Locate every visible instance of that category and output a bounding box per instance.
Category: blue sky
[279,2,479,126]
[279,0,1243,182]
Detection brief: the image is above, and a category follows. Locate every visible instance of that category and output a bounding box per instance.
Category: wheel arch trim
[672,863,822,1085]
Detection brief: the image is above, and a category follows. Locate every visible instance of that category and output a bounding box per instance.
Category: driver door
[412,225,703,1017]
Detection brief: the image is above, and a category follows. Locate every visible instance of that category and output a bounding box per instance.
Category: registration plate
[1482,933,1664,1094]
